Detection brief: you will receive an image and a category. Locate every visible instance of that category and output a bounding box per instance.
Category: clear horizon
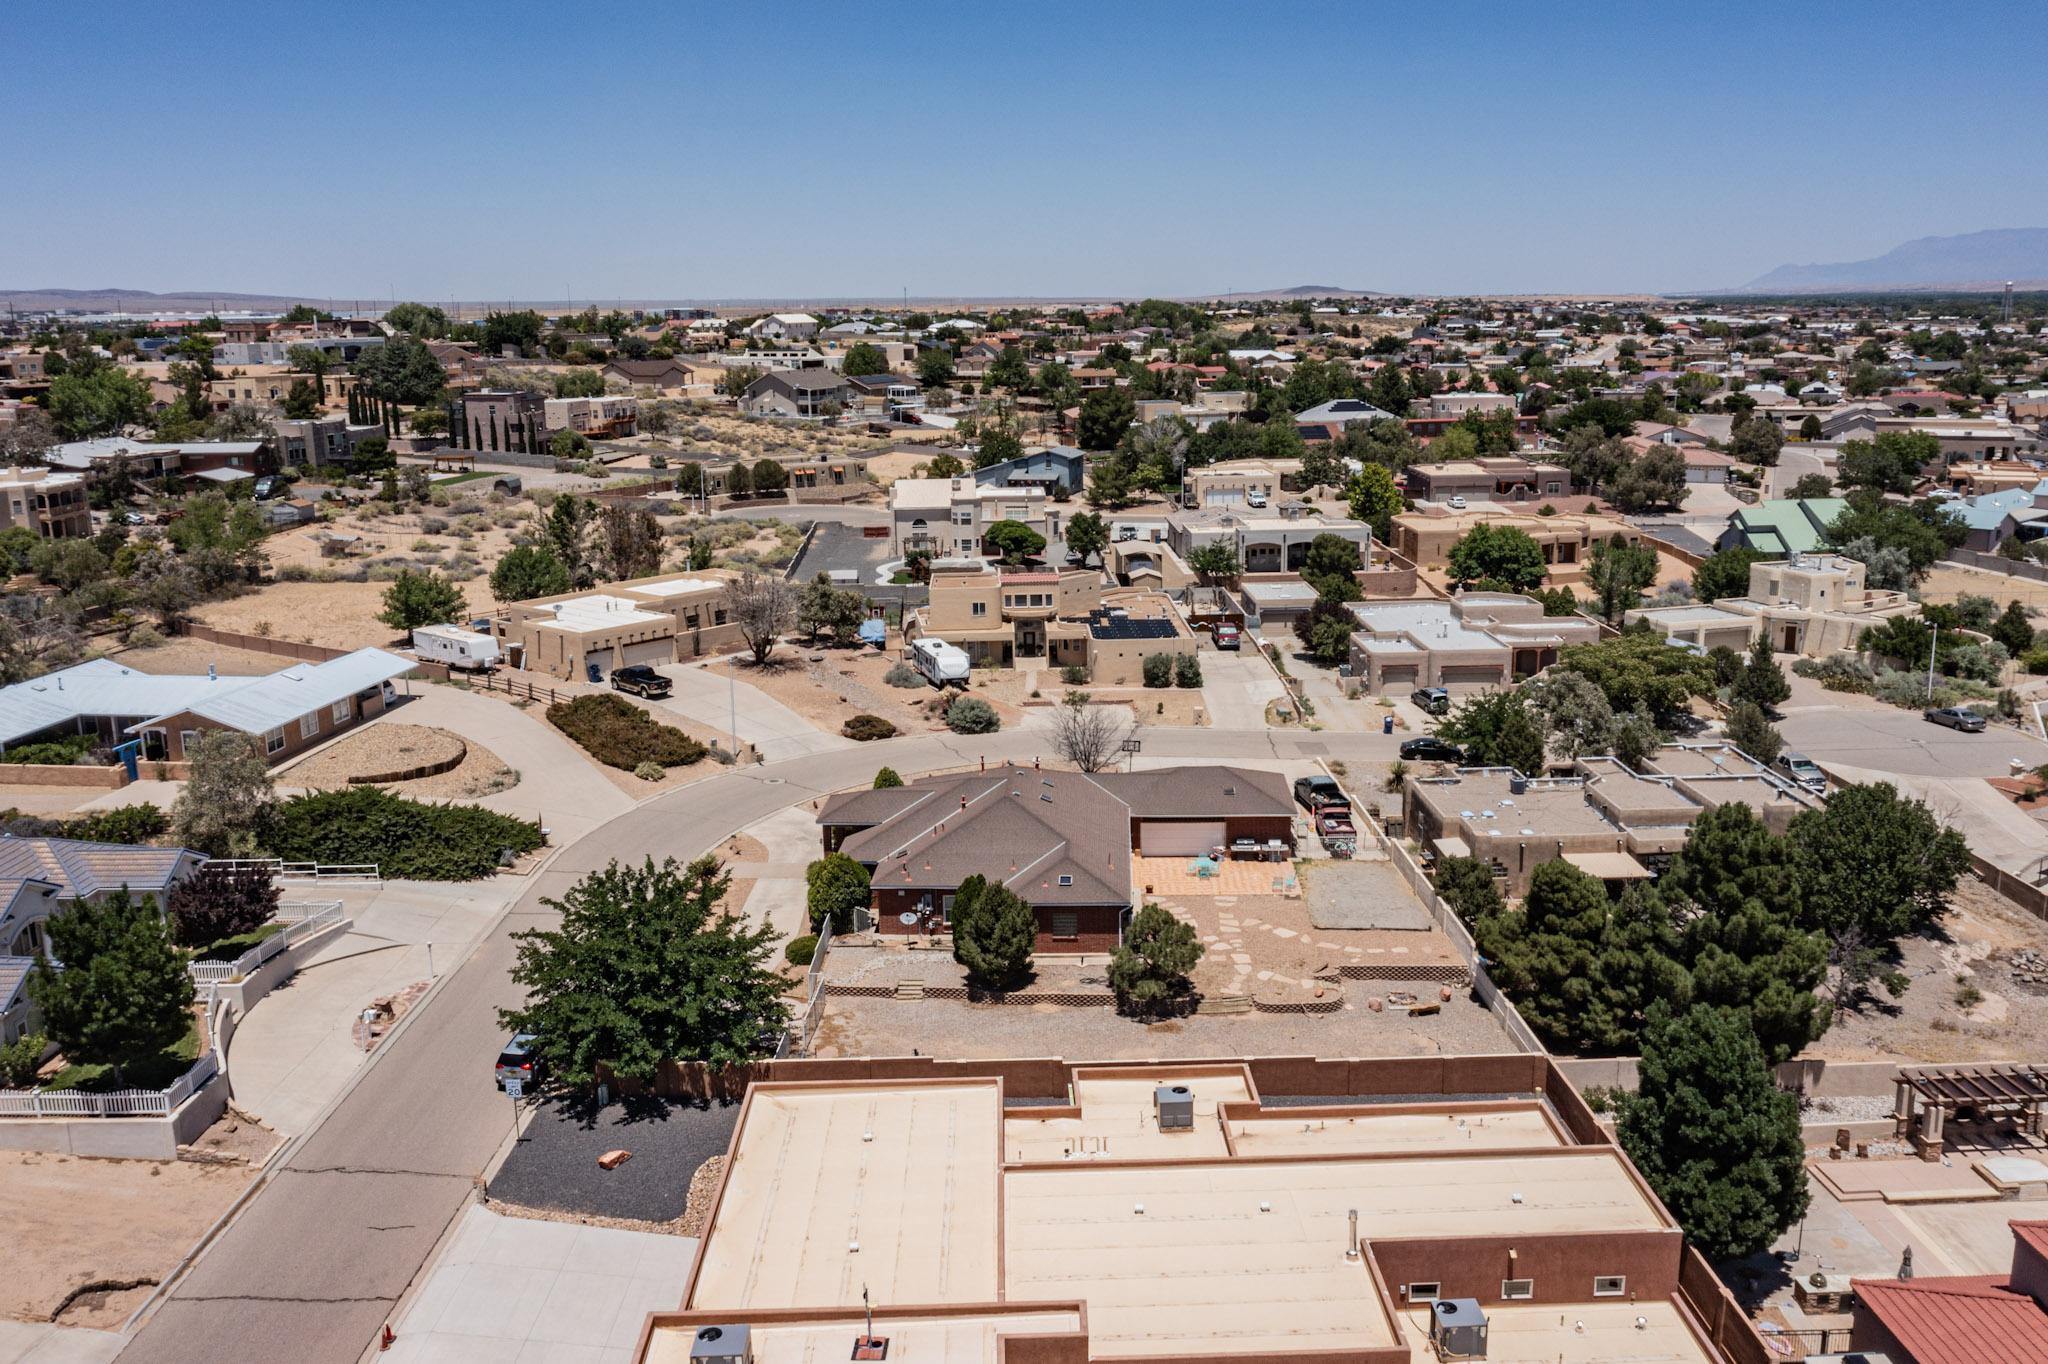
[9,1,2044,300]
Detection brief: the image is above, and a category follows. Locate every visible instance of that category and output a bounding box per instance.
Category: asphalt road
[1776,695,2048,779]
[120,721,1401,1364]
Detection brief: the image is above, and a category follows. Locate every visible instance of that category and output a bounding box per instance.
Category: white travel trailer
[411,623,500,672]
[910,637,969,687]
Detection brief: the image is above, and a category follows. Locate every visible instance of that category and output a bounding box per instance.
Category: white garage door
[1140,820,1227,857]
[620,639,671,669]
[1205,489,1243,506]
[583,648,611,679]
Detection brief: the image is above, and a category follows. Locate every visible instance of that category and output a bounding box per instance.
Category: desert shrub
[2025,649,2048,675]
[1173,653,1202,688]
[0,1032,46,1087]
[125,623,165,648]
[632,760,666,781]
[547,693,707,770]
[946,696,1000,734]
[1141,653,1173,688]
[884,663,923,688]
[419,516,450,534]
[1792,655,1873,694]
[842,714,898,741]
[1061,665,1088,685]
[65,803,168,845]
[267,786,543,880]
[0,734,101,765]
[784,934,818,967]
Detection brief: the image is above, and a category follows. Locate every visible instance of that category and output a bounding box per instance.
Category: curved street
[118,721,1399,1364]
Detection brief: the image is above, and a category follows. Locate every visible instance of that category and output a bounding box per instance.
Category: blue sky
[7,2,2044,301]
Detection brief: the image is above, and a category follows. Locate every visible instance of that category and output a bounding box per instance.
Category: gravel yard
[275,722,519,800]
[489,1095,741,1225]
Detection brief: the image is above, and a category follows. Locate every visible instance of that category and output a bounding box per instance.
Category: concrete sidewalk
[227,878,522,1136]
[652,660,852,763]
[0,1323,122,1364]
[385,1203,696,1363]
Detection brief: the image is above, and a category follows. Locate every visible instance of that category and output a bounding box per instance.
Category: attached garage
[583,648,611,679]
[619,639,672,669]
[1438,664,1505,686]
[1138,820,1227,857]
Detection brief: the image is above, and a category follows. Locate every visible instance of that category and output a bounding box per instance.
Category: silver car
[1923,706,1986,733]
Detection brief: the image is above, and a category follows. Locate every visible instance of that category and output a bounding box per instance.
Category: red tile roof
[1852,1273,2048,1364]
[2015,1220,2048,1261]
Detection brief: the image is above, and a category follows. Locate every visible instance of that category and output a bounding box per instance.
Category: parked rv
[911,637,970,687]
[411,623,500,672]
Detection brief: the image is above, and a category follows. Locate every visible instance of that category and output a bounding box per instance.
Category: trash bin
[1382,714,1395,735]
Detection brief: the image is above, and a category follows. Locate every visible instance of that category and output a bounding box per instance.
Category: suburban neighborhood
[10,7,2048,1364]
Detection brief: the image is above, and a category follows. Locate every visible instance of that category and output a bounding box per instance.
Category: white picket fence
[204,858,382,885]
[0,1048,218,1119]
[187,902,344,987]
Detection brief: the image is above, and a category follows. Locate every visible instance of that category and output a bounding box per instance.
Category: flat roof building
[1347,593,1602,693]
[1391,507,1643,587]
[634,1054,1754,1364]
[495,572,744,681]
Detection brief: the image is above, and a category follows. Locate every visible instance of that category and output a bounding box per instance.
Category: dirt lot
[715,647,1025,737]
[972,668,1210,726]
[1921,563,2048,612]
[192,578,494,653]
[105,637,290,677]
[1809,876,2048,1063]
[0,1146,262,1328]
[275,722,519,800]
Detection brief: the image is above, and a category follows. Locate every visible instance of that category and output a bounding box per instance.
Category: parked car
[1923,705,1986,732]
[1772,751,1827,794]
[611,664,673,699]
[1399,736,1465,763]
[1293,775,1344,811]
[1410,686,1451,716]
[1446,495,1468,510]
[1116,525,1138,542]
[1213,623,1242,651]
[495,1033,541,1090]
[1064,550,1084,565]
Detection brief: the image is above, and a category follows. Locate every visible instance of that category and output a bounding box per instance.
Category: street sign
[504,1076,523,1100]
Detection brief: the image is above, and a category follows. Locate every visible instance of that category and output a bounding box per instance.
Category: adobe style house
[491,571,746,681]
[1347,594,1602,693]
[890,476,1050,558]
[0,467,91,539]
[905,564,1193,684]
[817,765,1293,951]
[1626,553,1916,658]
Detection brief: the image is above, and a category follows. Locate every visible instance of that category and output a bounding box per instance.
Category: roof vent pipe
[1345,1209,1361,1260]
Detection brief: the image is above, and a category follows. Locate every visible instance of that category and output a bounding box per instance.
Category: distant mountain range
[1211,285,1386,301]
[0,286,347,312]
[1735,228,2048,293]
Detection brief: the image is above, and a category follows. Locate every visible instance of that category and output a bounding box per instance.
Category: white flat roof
[623,576,724,600]
[536,595,669,632]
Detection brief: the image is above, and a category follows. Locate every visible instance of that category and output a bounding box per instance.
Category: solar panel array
[1087,611,1178,641]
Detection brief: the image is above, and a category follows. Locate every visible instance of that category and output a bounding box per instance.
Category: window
[178,729,201,756]
[1500,1279,1534,1301]
[1593,1276,1625,1297]
[1404,1283,1441,1303]
[971,602,987,617]
[331,699,352,724]
[1050,912,1079,940]
[1057,874,1073,887]
[299,713,320,740]
[264,727,287,755]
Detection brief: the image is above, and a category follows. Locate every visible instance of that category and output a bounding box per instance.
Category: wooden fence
[174,622,350,663]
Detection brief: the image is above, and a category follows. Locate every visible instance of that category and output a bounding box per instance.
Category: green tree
[1292,596,1359,664]
[1731,636,1791,711]
[377,569,466,632]
[1187,542,1240,582]
[501,856,787,1084]
[915,347,955,388]
[982,519,1047,564]
[47,366,153,439]
[805,853,872,932]
[989,345,1032,389]
[170,731,275,857]
[947,874,990,966]
[542,494,595,583]
[353,334,447,406]
[27,888,194,1080]
[955,883,1035,990]
[872,767,904,789]
[1077,387,1137,451]
[1993,600,2036,655]
[1476,859,1648,1050]
[1789,782,1971,947]
[1434,856,1505,922]
[1064,512,1108,565]
[840,343,889,377]
[552,428,592,460]
[1346,463,1403,539]
[924,451,966,479]
[1786,473,1833,499]
[282,377,322,419]
[1724,700,1783,765]
[1798,414,1823,441]
[1618,1005,1809,1260]
[974,424,1024,469]
[481,310,545,356]
[1554,633,1715,727]
[1586,534,1658,624]
[1437,690,1546,774]
[1728,419,1785,468]
[1691,547,1764,602]
[750,458,789,495]
[1107,903,1204,1016]
[1838,431,1939,495]
[384,302,452,338]
[490,544,572,602]
[1527,669,1616,759]
[1446,523,1546,591]
[1300,532,1361,598]
[1607,444,1689,513]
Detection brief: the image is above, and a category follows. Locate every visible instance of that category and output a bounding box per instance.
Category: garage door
[1140,820,1227,857]
[1438,665,1502,686]
[583,648,611,679]
[1204,489,1243,506]
[620,639,672,669]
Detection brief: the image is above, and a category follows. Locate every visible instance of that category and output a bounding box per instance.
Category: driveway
[651,661,851,762]
[384,1204,695,1364]
[1776,681,2048,780]
[1199,643,1285,729]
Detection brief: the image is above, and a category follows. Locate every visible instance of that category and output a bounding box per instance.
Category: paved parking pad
[489,1096,740,1224]
[388,1203,696,1364]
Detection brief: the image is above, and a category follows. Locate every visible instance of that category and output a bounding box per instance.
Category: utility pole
[1926,623,1940,701]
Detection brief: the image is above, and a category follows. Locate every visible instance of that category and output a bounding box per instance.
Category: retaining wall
[0,1078,225,1160]
[0,763,128,788]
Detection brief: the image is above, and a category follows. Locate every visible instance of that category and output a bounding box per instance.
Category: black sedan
[1399,736,1465,763]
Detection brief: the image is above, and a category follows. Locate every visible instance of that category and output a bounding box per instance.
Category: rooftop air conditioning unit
[690,1324,752,1362]
[1429,1298,1488,1360]
[1508,774,1528,795]
[1155,1083,1194,1131]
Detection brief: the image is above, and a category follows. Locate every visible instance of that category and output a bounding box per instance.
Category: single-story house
[817,765,1293,952]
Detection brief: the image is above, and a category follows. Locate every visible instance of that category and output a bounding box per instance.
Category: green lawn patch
[432,470,494,486]
[188,922,282,964]
[43,1017,201,1094]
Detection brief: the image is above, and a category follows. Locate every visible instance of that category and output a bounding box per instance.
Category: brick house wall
[871,886,1125,954]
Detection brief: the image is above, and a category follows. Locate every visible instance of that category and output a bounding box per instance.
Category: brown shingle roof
[1091,766,1290,820]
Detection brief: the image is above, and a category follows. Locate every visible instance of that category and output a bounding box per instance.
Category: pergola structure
[431,448,476,473]
[1894,1064,2048,1159]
